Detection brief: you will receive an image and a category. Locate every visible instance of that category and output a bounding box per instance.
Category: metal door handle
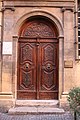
[26,63,29,69]
[47,63,51,69]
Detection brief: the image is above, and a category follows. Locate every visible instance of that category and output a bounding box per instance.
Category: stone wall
[0,0,80,109]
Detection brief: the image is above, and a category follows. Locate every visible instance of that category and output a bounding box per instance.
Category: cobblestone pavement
[0,112,74,120]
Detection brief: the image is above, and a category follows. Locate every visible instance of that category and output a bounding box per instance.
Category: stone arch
[13,9,64,100]
[14,9,63,37]
[19,16,59,38]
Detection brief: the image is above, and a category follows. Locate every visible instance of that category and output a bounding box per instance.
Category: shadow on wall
[0,100,13,113]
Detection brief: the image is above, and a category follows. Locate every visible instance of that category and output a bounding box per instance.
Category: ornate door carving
[18,18,59,99]
[17,41,37,99]
[39,40,58,99]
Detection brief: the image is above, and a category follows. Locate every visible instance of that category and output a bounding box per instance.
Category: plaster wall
[0,0,80,109]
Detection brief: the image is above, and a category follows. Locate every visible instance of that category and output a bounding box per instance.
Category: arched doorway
[17,17,59,100]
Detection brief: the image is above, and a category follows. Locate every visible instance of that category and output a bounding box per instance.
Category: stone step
[8,106,65,115]
[16,100,59,107]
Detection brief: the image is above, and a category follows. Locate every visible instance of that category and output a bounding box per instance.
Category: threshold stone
[8,106,65,115]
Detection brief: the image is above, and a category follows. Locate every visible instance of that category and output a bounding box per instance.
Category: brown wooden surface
[17,18,59,100]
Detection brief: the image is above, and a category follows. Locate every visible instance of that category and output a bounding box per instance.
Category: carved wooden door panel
[18,38,58,99]
[17,39,37,99]
[38,39,58,99]
[18,18,59,100]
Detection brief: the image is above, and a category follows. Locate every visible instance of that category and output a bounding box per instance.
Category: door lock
[36,42,40,46]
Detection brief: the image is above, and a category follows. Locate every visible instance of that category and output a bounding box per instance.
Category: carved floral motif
[22,21,54,37]
[21,44,33,63]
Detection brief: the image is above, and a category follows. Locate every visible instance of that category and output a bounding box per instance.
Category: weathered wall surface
[0,0,80,108]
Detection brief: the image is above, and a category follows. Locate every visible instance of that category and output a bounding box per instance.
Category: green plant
[67,87,80,112]
[67,87,80,117]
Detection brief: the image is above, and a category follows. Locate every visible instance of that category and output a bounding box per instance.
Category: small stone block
[64,60,73,68]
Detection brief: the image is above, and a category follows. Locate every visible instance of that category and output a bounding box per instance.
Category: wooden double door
[17,38,58,100]
[17,18,59,100]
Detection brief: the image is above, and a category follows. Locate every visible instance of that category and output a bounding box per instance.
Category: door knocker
[26,63,29,69]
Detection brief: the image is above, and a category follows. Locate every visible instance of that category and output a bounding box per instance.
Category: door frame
[12,35,64,101]
[12,11,64,101]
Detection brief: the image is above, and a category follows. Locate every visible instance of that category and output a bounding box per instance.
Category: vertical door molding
[12,36,18,103]
[58,35,64,99]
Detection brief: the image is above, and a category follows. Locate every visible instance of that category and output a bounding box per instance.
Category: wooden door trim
[18,37,59,43]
